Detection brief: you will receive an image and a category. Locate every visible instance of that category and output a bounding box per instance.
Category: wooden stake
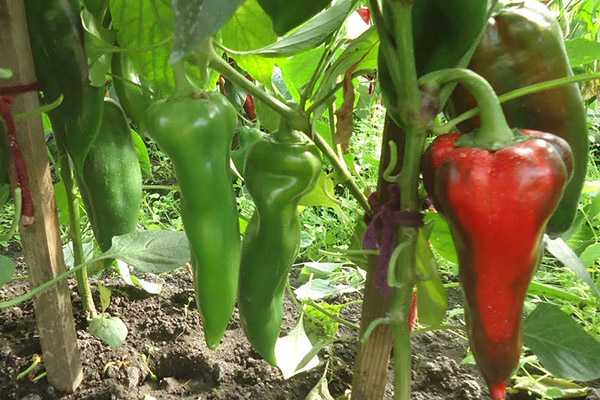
[0,0,83,392]
[351,116,405,400]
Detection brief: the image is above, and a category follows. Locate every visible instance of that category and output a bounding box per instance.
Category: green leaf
[255,97,281,131]
[81,9,117,87]
[300,171,341,209]
[294,278,358,300]
[103,230,190,274]
[221,0,278,87]
[425,212,458,264]
[415,229,447,326]
[0,68,12,79]
[98,283,111,313]
[110,0,174,97]
[513,375,590,399]
[279,46,326,101]
[53,181,70,227]
[304,363,335,400]
[312,26,379,119]
[0,255,16,287]
[131,130,152,180]
[565,38,600,67]
[227,0,356,58]
[171,0,245,63]
[304,302,342,340]
[524,302,600,382]
[299,262,343,283]
[544,237,600,299]
[579,243,600,269]
[275,314,319,379]
[89,316,128,348]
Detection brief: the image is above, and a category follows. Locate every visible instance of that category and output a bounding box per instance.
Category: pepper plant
[1,0,600,399]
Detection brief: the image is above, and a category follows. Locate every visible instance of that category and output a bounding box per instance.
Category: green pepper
[111,52,157,134]
[447,0,588,237]
[257,0,331,36]
[238,122,321,365]
[231,126,263,177]
[25,0,105,173]
[145,91,240,350]
[75,98,143,252]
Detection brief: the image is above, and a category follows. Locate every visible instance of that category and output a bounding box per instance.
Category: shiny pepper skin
[145,92,240,350]
[238,126,321,365]
[25,0,105,173]
[447,0,588,237]
[422,130,572,400]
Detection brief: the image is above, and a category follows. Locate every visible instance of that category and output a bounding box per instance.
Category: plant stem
[172,61,195,98]
[207,42,303,130]
[435,72,600,134]
[420,68,513,148]
[370,2,426,399]
[0,257,99,309]
[310,131,371,214]
[58,149,97,318]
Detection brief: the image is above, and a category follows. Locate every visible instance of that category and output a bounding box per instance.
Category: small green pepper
[75,98,143,252]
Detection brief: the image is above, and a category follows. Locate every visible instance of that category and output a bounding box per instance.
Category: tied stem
[419,68,515,150]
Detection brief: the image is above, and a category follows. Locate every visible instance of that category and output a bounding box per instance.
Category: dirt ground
[1,242,599,400]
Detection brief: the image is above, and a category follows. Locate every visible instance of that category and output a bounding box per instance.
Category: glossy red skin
[422,130,572,400]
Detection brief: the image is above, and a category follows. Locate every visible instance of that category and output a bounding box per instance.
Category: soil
[1,242,599,400]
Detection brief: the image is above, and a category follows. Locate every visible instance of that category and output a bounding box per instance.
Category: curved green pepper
[25,0,105,173]
[145,91,240,349]
[238,123,321,365]
[75,98,143,252]
[447,0,588,237]
[111,52,157,134]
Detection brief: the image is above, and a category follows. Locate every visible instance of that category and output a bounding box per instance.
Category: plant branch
[58,146,97,318]
[435,72,600,135]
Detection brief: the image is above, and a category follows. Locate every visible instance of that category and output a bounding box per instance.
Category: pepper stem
[419,68,516,150]
[172,61,196,98]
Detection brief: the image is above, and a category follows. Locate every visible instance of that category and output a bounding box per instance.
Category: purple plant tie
[362,185,424,295]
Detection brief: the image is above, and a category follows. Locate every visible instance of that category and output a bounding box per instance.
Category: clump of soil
[0,248,597,400]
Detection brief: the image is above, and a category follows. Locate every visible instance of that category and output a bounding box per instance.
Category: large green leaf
[221,0,278,87]
[103,230,190,274]
[225,0,356,58]
[524,303,600,382]
[565,38,600,67]
[110,0,175,97]
[171,0,245,63]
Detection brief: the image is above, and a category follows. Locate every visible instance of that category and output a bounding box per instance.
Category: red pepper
[419,68,573,400]
[422,129,572,399]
